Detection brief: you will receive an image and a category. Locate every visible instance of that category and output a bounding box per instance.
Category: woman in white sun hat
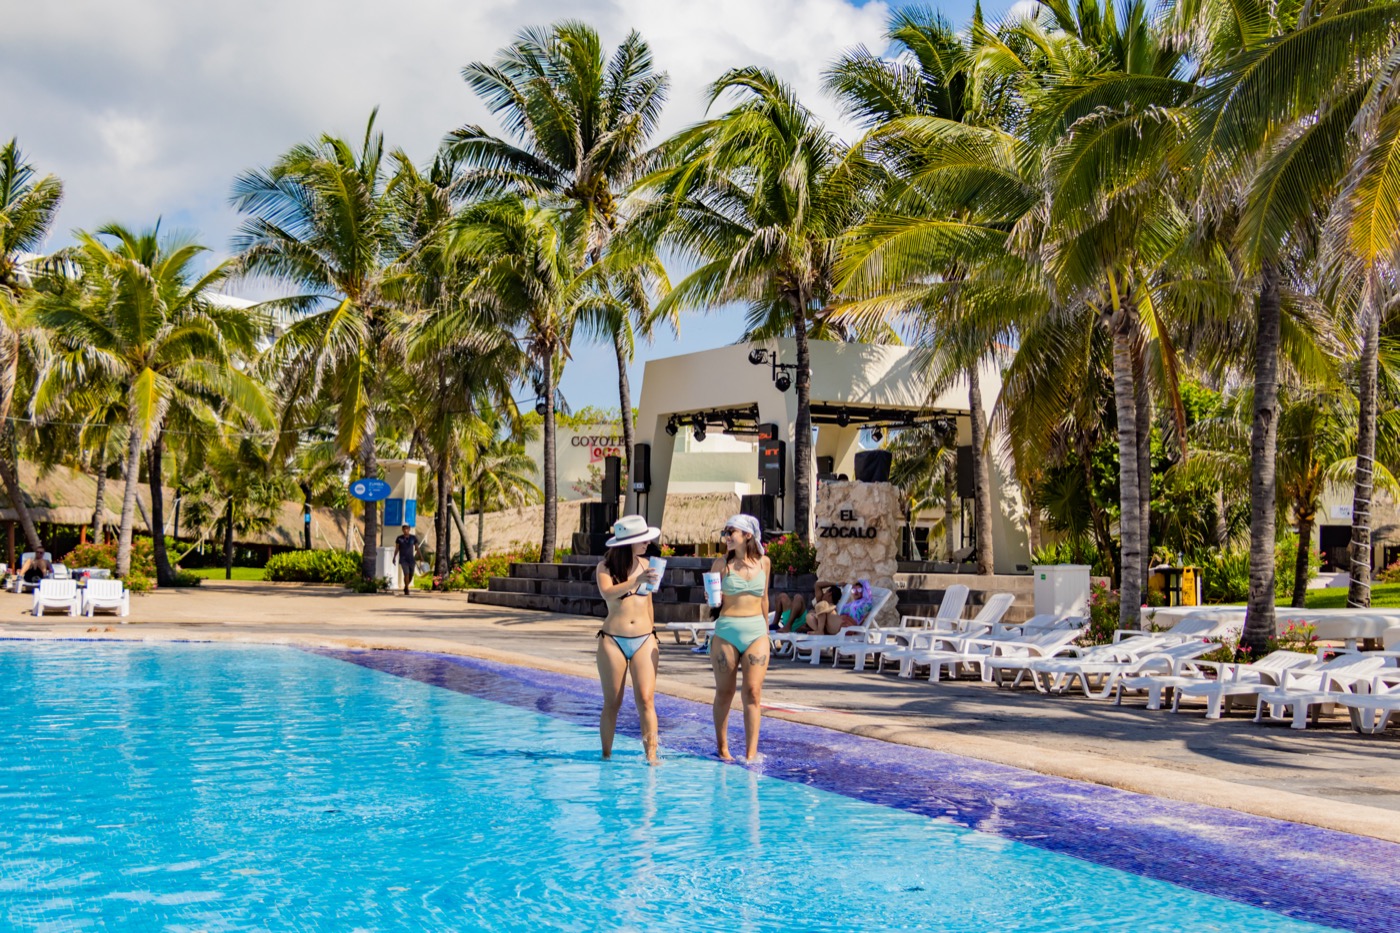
[709,513,771,761]
[595,514,664,764]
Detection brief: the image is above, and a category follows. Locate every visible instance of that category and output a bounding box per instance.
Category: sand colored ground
[4,580,1398,844]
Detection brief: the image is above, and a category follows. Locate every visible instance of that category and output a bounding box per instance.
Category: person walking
[709,514,771,761]
[394,524,419,595]
[595,515,663,764]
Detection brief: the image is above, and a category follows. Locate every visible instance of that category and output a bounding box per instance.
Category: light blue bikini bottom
[713,615,769,654]
[598,630,656,661]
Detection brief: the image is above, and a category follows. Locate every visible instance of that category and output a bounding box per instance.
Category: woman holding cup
[596,515,664,764]
[708,513,771,761]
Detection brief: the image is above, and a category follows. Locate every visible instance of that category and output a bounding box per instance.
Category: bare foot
[646,755,662,766]
[715,747,734,762]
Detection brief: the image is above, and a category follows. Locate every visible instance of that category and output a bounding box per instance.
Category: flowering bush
[62,538,155,594]
[1198,626,1242,664]
[441,544,542,591]
[1378,559,1400,584]
[1078,582,1119,646]
[765,535,818,576]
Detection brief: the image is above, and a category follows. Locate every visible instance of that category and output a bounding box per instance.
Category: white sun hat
[605,514,661,547]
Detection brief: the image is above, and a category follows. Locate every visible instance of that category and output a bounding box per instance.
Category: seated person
[20,547,52,585]
[772,590,810,632]
[806,578,877,636]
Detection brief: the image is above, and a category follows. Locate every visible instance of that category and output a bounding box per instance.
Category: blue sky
[4,0,1015,410]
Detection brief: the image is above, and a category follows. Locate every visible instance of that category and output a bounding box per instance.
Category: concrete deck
[5,581,1398,843]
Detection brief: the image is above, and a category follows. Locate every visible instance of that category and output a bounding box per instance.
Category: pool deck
[6,580,1399,844]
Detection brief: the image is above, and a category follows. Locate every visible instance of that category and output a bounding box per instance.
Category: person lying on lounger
[805,578,877,636]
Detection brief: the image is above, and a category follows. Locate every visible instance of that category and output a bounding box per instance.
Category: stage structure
[628,339,1030,574]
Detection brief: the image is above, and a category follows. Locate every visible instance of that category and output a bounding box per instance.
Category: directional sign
[349,478,392,502]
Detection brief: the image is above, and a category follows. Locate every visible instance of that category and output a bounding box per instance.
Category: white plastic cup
[703,572,723,607]
[640,557,667,595]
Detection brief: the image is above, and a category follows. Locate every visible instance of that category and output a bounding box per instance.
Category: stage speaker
[817,456,835,474]
[572,532,611,556]
[956,445,975,499]
[631,443,651,493]
[740,494,778,534]
[601,455,621,501]
[757,422,779,442]
[854,449,892,483]
[579,501,619,535]
[759,438,786,497]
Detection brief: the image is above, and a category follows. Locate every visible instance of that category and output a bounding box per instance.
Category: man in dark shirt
[394,524,419,595]
[20,546,51,585]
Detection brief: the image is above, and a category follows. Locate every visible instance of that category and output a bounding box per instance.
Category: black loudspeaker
[740,494,778,533]
[757,422,779,442]
[579,501,619,534]
[817,456,835,474]
[759,439,786,497]
[601,455,621,501]
[631,443,651,492]
[572,532,612,556]
[956,445,975,499]
[854,449,892,483]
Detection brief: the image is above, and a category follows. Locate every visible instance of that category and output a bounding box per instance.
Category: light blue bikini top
[721,566,767,596]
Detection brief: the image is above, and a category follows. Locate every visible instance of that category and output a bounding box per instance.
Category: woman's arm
[597,563,645,599]
[761,556,771,620]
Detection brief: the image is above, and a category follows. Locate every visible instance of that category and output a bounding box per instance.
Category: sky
[3,0,1004,410]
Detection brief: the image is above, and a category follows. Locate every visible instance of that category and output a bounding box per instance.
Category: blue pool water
[0,642,1385,931]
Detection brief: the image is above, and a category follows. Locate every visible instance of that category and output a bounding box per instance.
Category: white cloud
[3,0,893,261]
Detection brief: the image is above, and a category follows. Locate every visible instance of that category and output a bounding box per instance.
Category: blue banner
[349,478,392,502]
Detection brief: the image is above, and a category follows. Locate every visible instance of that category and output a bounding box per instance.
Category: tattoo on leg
[746,652,769,668]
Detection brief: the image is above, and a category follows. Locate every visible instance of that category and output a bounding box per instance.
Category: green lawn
[184,566,264,581]
[1304,582,1400,609]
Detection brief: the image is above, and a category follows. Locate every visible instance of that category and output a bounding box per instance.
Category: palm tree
[182,436,288,579]
[448,197,586,561]
[451,21,669,480]
[1188,0,1400,636]
[637,68,875,541]
[234,112,404,580]
[0,140,62,551]
[462,414,540,557]
[35,224,271,577]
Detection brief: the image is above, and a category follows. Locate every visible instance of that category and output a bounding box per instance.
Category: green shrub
[1379,559,1400,584]
[345,576,389,593]
[170,569,203,587]
[1191,536,1317,604]
[61,538,155,592]
[262,549,362,584]
[766,535,819,576]
[1079,582,1120,646]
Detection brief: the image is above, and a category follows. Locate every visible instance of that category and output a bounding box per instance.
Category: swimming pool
[0,642,1395,931]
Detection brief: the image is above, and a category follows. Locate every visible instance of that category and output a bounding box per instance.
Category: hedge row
[262,549,362,584]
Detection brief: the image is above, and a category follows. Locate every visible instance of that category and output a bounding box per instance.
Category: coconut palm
[233,112,406,580]
[450,21,669,480]
[447,196,588,561]
[182,435,289,579]
[462,413,540,557]
[1187,0,1400,634]
[35,224,270,577]
[636,68,876,541]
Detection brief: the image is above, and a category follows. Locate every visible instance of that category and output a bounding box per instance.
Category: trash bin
[1149,566,1202,606]
[1032,565,1091,618]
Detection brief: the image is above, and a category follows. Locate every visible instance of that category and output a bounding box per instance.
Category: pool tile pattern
[319,648,1400,933]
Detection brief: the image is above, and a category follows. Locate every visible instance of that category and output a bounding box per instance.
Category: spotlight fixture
[749,345,798,393]
[748,347,768,366]
[774,371,792,392]
[872,427,884,442]
[665,417,679,437]
[691,412,706,431]
[534,399,547,416]
[693,424,707,442]
[836,408,850,428]
[723,413,736,432]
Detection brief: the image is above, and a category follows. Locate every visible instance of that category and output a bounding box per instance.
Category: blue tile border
[317,647,1400,933]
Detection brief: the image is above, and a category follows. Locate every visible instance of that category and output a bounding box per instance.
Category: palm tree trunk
[300,481,313,550]
[223,499,235,580]
[92,457,107,544]
[540,350,558,563]
[0,421,40,551]
[149,433,176,587]
[1243,264,1282,654]
[434,451,452,580]
[943,460,957,559]
[612,326,634,485]
[359,420,380,580]
[1347,270,1381,609]
[1134,351,1152,588]
[966,364,994,574]
[792,296,814,541]
[447,499,472,562]
[476,503,485,558]
[1111,308,1143,630]
[116,422,144,577]
[1292,507,1315,609]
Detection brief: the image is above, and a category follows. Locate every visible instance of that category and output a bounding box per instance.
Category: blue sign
[349,478,392,502]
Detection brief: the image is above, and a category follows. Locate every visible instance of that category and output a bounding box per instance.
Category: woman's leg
[596,637,629,760]
[711,638,741,761]
[629,636,661,765]
[738,637,771,760]
[789,594,807,631]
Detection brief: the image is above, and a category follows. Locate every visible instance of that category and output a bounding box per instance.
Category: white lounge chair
[1336,671,1400,734]
[1253,653,1390,730]
[31,578,80,616]
[790,585,896,666]
[11,551,35,594]
[1030,639,1219,698]
[1147,650,1319,717]
[50,562,70,580]
[911,625,1090,683]
[839,591,1015,673]
[83,578,130,618]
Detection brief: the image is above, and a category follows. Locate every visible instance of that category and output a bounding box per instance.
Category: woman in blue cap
[595,514,664,764]
[709,513,771,761]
